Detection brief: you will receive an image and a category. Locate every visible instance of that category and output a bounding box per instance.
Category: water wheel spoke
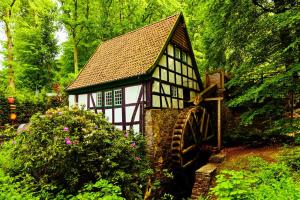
[171,107,206,168]
[187,119,197,144]
[204,113,210,140]
[182,144,196,154]
[182,158,197,168]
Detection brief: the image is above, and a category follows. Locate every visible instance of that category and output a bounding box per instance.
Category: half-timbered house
[66,13,204,133]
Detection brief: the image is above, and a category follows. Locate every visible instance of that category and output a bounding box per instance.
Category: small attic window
[105,91,112,106]
[175,47,181,59]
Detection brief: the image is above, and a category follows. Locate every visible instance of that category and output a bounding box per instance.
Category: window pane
[96,92,102,107]
[105,91,112,106]
[114,89,122,105]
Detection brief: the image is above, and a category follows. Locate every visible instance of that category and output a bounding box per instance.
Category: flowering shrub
[1,107,151,199]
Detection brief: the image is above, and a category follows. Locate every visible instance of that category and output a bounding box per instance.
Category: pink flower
[58,112,63,115]
[131,142,136,148]
[125,132,129,138]
[135,156,141,161]
[63,127,69,132]
[65,137,72,145]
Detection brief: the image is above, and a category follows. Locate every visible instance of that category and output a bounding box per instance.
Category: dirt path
[218,145,283,171]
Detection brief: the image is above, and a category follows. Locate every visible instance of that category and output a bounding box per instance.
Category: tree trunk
[73,0,79,74]
[4,11,15,92]
[73,40,79,74]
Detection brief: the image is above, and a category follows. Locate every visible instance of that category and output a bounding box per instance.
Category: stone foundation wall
[144,109,182,175]
[191,163,217,199]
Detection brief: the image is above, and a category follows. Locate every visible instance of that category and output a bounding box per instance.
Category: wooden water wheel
[170,106,210,168]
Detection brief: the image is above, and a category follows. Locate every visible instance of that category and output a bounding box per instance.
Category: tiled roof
[67,14,180,91]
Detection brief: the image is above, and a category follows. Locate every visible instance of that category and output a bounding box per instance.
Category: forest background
[0,0,299,131]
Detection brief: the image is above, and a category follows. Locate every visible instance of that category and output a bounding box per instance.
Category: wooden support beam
[217,99,222,150]
[204,97,223,101]
[182,144,196,154]
[204,114,210,141]
[183,158,197,168]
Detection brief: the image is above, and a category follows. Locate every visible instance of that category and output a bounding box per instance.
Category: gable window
[105,91,112,106]
[175,47,181,59]
[96,92,102,107]
[114,89,122,106]
[171,86,178,97]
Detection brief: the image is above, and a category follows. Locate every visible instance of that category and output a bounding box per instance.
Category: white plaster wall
[68,95,75,107]
[132,124,140,133]
[91,93,96,107]
[152,95,160,107]
[125,85,142,104]
[115,125,122,130]
[153,81,160,93]
[105,109,112,122]
[114,108,122,123]
[172,99,178,108]
[161,68,168,81]
[78,94,87,110]
[159,55,167,67]
[168,44,174,56]
[152,67,159,78]
[126,105,135,123]
[168,57,175,70]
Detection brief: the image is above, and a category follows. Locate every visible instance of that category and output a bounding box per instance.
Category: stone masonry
[191,163,217,199]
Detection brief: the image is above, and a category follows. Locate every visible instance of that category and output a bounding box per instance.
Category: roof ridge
[101,13,181,45]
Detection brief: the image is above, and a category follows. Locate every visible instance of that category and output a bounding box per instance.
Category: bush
[0,168,37,200]
[0,107,151,199]
[69,179,123,200]
[211,157,300,200]
[0,90,66,126]
[280,147,300,171]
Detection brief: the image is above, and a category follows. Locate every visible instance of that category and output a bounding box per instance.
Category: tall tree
[58,0,99,74]
[198,0,300,126]
[0,0,19,92]
[13,0,58,91]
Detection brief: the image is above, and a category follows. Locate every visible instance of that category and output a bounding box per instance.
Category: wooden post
[217,99,222,150]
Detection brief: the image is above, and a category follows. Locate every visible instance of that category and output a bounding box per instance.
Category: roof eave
[66,74,149,94]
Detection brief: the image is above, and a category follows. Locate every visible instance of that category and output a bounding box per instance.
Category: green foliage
[0,168,37,200]
[211,156,300,200]
[280,147,300,171]
[0,107,151,199]
[0,89,65,126]
[69,179,123,200]
[197,0,300,126]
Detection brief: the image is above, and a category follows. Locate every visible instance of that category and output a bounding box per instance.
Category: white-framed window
[96,92,102,107]
[105,91,112,106]
[114,89,122,106]
[171,86,178,97]
[175,47,180,59]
